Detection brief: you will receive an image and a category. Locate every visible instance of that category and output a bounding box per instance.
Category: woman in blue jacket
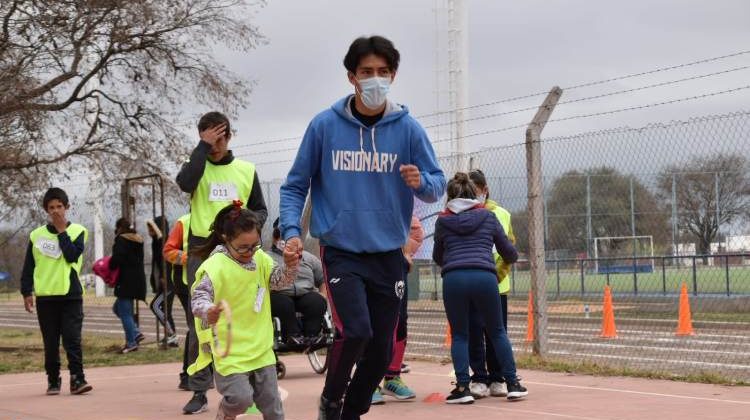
[433,172,528,404]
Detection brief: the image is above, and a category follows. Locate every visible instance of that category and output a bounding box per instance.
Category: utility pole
[447,0,469,171]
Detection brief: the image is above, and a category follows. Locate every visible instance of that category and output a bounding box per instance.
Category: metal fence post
[525,86,562,356]
[725,255,731,296]
[580,260,585,296]
[662,256,667,295]
[692,256,698,296]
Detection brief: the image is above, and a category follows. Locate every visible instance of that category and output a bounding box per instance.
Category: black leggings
[270,292,327,338]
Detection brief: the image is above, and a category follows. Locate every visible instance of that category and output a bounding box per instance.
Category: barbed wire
[231,49,750,149]
[432,84,750,145]
[415,49,750,119]
[421,65,750,130]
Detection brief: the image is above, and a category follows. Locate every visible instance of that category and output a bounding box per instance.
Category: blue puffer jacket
[432,201,518,276]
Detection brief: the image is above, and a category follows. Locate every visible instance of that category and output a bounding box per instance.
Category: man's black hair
[198,111,231,137]
[42,187,69,209]
[343,36,400,73]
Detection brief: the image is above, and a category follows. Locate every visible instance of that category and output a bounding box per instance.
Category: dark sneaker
[120,343,139,354]
[318,395,342,420]
[183,391,208,414]
[70,375,93,395]
[178,373,190,391]
[135,332,145,343]
[46,376,61,395]
[506,380,528,401]
[400,363,411,374]
[446,385,474,404]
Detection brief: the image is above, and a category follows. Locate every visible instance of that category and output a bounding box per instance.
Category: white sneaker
[489,381,508,397]
[468,382,489,398]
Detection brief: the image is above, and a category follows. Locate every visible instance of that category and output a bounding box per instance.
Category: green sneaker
[371,387,385,405]
[382,377,416,400]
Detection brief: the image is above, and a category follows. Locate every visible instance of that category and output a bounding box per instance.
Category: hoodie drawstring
[359,126,378,154]
[371,127,377,154]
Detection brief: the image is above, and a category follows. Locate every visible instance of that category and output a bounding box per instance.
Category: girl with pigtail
[188,200,300,420]
[433,172,528,404]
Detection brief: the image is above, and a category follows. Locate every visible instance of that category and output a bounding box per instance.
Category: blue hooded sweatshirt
[280,95,446,253]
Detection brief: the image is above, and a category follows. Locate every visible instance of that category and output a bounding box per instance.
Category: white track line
[472,403,610,420]
[522,379,750,405]
[410,371,750,405]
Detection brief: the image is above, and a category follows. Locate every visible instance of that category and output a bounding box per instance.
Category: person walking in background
[147,216,178,347]
[433,172,527,404]
[176,111,269,414]
[163,213,194,390]
[280,35,445,420]
[372,215,423,404]
[467,169,516,398]
[20,187,93,395]
[110,217,147,354]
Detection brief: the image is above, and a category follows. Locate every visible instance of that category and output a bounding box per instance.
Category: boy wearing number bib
[189,202,300,420]
[20,188,93,396]
[176,112,269,414]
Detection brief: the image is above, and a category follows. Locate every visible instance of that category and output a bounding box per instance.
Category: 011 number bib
[208,183,238,202]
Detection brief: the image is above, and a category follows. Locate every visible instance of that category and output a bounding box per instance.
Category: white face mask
[357,76,391,109]
[275,239,286,250]
[477,193,487,203]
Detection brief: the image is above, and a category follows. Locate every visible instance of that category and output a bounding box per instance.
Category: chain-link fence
[1,110,748,381]
[403,110,750,382]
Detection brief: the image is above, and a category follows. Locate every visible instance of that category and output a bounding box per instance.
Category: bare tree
[0,0,265,221]
[658,153,750,262]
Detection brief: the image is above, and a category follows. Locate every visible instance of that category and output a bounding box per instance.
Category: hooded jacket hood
[441,202,490,236]
[120,232,144,243]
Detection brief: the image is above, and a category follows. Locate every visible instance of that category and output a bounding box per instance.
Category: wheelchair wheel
[307,346,329,374]
[276,360,286,380]
[307,309,334,374]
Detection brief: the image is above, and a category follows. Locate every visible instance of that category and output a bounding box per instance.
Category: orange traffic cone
[443,324,452,347]
[676,283,695,336]
[600,285,617,338]
[525,290,534,342]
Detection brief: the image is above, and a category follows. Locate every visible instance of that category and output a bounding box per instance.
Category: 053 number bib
[35,238,62,259]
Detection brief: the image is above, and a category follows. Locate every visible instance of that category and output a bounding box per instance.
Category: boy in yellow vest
[20,187,93,395]
[468,169,514,398]
[176,111,269,413]
[188,203,299,420]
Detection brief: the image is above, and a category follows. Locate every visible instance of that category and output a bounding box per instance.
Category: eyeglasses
[226,241,262,255]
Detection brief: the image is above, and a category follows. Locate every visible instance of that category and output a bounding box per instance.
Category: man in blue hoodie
[280,35,445,420]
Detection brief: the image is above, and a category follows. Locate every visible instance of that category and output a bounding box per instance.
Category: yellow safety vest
[486,200,514,294]
[29,224,88,296]
[190,159,255,238]
[187,250,275,376]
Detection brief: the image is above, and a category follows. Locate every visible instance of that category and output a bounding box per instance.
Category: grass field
[417,264,750,296]
[0,328,182,375]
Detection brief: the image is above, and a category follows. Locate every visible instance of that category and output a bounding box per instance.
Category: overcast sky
[203,0,750,181]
